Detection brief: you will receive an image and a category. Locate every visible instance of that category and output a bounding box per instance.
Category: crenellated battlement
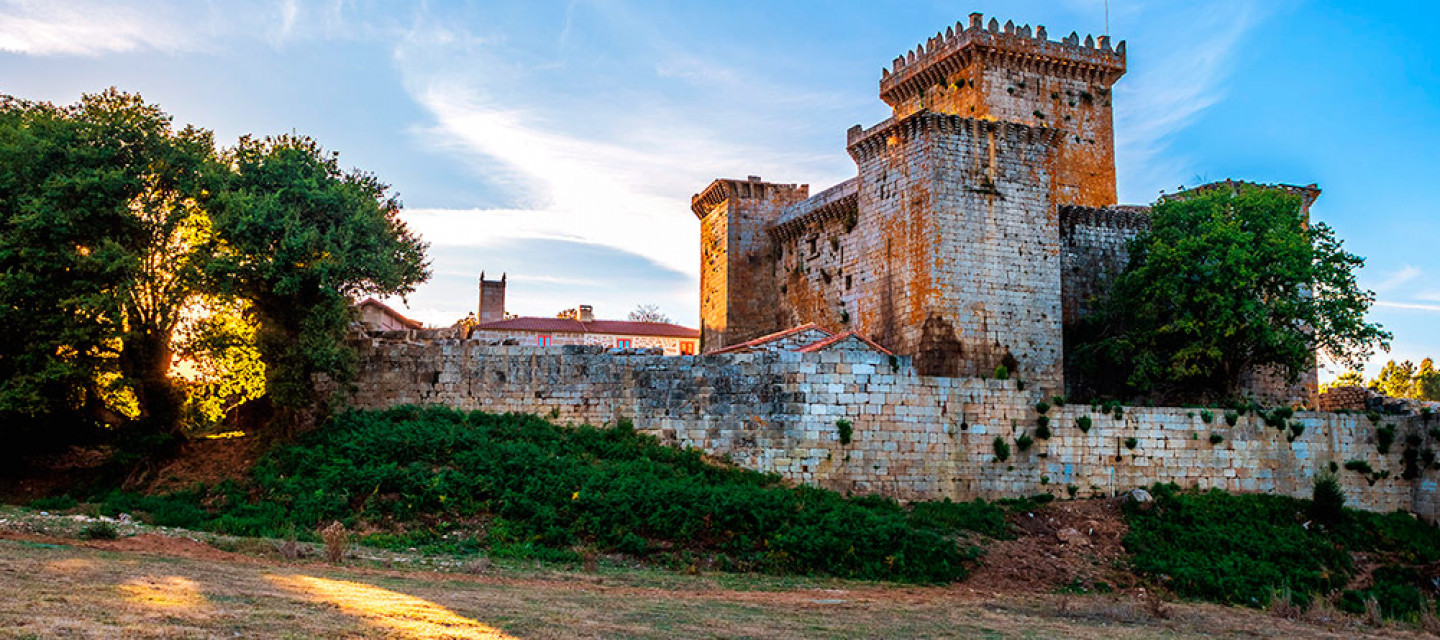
[690,176,808,219]
[1058,203,1152,237]
[846,110,1064,164]
[879,12,1126,109]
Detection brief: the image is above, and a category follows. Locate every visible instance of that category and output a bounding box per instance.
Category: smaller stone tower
[478,272,506,324]
[692,176,810,353]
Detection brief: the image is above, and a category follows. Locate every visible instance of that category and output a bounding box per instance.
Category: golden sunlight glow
[268,574,517,639]
[203,430,247,440]
[120,575,208,611]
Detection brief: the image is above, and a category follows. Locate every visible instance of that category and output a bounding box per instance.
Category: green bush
[1209,434,1224,445]
[1310,474,1345,525]
[1125,483,1440,617]
[1015,433,1034,453]
[835,419,853,445]
[1224,411,1239,427]
[1035,402,1050,415]
[1378,424,1397,454]
[1199,410,1215,424]
[82,407,999,583]
[1124,437,1138,450]
[993,437,1011,462]
[79,521,119,540]
[993,365,1009,380]
[1075,415,1092,433]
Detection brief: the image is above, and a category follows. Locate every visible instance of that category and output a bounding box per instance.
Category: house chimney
[578,304,594,323]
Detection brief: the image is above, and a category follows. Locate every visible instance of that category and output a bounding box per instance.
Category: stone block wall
[842,112,1066,393]
[348,339,1437,520]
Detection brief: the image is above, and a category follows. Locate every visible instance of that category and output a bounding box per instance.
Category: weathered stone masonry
[350,339,1437,520]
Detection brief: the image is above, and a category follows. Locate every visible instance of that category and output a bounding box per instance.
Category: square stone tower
[693,177,809,353]
[477,272,506,324]
[879,13,1126,208]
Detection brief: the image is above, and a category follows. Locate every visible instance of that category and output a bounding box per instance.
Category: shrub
[993,365,1009,380]
[993,436,1011,462]
[1209,434,1224,445]
[1015,433,1034,452]
[89,407,992,583]
[1067,485,1079,498]
[835,419,853,445]
[1343,459,1375,475]
[1200,410,1215,424]
[319,521,349,564]
[1378,424,1397,454]
[1035,402,1050,415]
[78,521,118,540]
[1052,396,1067,407]
[1017,380,1027,391]
[1112,405,1125,420]
[1224,411,1240,427]
[1124,484,1352,607]
[1310,474,1345,525]
[1124,437,1138,450]
[1035,420,1052,440]
[1076,415,1092,433]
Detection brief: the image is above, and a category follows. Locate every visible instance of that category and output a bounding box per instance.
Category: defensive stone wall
[348,339,1437,520]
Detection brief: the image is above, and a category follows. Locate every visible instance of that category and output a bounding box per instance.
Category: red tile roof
[706,323,831,355]
[474,316,699,339]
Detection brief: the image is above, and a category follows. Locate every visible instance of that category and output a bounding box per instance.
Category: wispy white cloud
[1114,2,1268,201]
[1372,265,1422,292]
[0,0,198,56]
[1418,290,1440,302]
[1374,301,1440,312]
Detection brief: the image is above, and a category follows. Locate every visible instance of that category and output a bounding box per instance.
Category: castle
[693,13,1317,402]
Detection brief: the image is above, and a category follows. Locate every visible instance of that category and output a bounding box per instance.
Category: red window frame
[537,335,551,346]
[680,341,695,355]
[616,338,632,348]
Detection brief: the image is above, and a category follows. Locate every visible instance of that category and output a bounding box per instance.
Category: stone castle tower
[478,272,506,324]
[694,13,1314,402]
[694,14,1126,394]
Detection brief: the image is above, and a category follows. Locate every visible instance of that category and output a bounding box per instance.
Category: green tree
[1370,360,1416,399]
[209,135,429,410]
[1416,358,1440,401]
[1075,184,1390,400]
[0,90,218,443]
[1320,370,1367,394]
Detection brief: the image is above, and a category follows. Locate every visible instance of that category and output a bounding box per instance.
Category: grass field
[0,531,1422,639]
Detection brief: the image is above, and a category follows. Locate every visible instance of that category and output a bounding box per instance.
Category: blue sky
[0,0,1434,379]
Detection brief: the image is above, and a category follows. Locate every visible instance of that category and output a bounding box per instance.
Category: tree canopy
[1073,184,1390,401]
[628,304,672,324]
[0,89,428,453]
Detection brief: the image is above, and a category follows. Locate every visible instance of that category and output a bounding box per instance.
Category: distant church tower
[478,272,506,324]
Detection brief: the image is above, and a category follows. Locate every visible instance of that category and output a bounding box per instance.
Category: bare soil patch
[968,497,1137,596]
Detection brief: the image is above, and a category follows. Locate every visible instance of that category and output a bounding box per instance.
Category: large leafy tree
[209,135,429,410]
[0,90,218,441]
[1075,184,1390,400]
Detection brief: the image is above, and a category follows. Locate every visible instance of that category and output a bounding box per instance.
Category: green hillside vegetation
[75,407,1009,583]
[1124,482,1440,620]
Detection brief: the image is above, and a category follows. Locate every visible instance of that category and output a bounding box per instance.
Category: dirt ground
[0,526,1426,639]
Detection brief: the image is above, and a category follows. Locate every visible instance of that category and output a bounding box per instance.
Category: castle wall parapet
[349,340,1437,520]
[879,12,1126,108]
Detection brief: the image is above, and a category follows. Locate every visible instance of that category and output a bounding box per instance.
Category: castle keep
[347,15,1408,516]
[693,13,1314,401]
